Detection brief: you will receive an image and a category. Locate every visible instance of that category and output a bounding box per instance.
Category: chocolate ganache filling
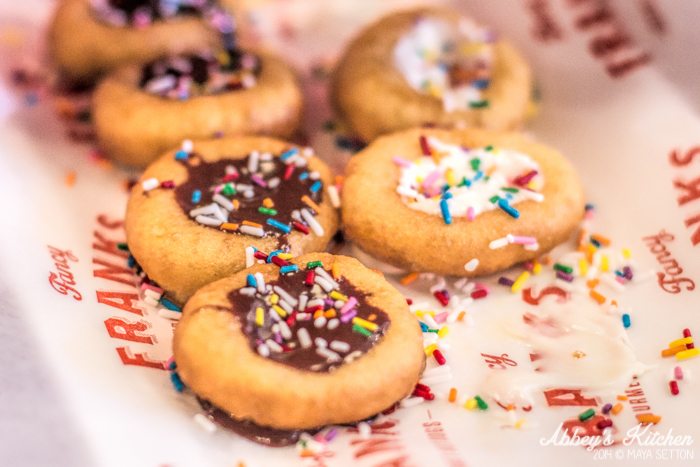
[139,49,260,99]
[174,150,324,243]
[93,0,218,27]
[229,264,390,372]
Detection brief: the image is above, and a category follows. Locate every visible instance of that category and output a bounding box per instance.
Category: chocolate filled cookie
[125,136,338,303]
[332,7,532,142]
[93,47,302,167]
[342,127,585,276]
[173,252,424,439]
[48,0,225,83]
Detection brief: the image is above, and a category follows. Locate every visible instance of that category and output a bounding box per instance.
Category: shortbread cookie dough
[342,128,585,276]
[173,252,424,438]
[125,136,338,303]
[93,48,302,167]
[48,0,224,83]
[332,7,532,141]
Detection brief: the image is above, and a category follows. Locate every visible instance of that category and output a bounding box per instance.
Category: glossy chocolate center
[228,266,390,372]
[97,0,215,26]
[174,151,323,244]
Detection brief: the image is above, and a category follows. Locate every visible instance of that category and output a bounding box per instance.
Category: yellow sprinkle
[669,337,694,348]
[448,388,457,403]
[578,258,588,277]
[622,248,632,259]
[353,317,378,332]
[600,255,609,272]
[514,419,525,429]
[272,305,287,318]
[438,327,449,338]
[277,253,293,260]
[532,261,542,275]
[676,348,699,361]
[464,398,478,410]
[415,310,435,317]
[445,168,456,186]
[424,344,437,356]
[269,294,279,305]
[262,197,274,208]
[511,271,530,293]
[332,262,341,280]
[255,307,264,326]
[329,290,348,301]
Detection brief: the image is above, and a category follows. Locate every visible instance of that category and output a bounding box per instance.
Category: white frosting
[393,17,494,111]
[396,137,543,219]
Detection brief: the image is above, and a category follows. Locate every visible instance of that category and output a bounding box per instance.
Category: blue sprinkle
[267,218,292,234]
[170,372,185,392]
[310,180,322,193]
[280,265,299,274]
[585,203,595,211]
[440,198,452,225]
[497,199,520,219]
[442,191,453,200]
[175,150,189,160]
[246,273,257,288]
[419,322,429,332]
[299,171,309,181]
[473,171,484,182]
[168,361,177,371]
[127,255,136,268]
[267,250,282,263]
[622,313,631,328]
[160,297,181,312]
[191,189,201,203]
[280,147,299,161]
[473,79,490,89]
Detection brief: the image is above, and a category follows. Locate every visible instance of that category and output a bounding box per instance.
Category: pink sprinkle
[339,296,357,315]
[422,170,441,191]
[510,235,537,245]
[467,206,475,221]
[251,174,267,187]
[213,185,223,194]
[140,282,164,294]
[513,170,537,186]
[674,366,683,380]
[392,156,412,167]
[615,276,626,285]
[434,312,449,324]
[340,309,357,323]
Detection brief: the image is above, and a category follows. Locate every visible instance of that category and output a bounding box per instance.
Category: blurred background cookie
[126,136,338,303]
[93,47,302,166]
[332,7,532,142]
[342,127,585,276]
[174,252,424,442]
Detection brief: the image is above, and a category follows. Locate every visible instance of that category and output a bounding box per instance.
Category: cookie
[125,136,339,303]
[173,252,424,441]
[93,48,302,167]
[48,0,225,83]
[332,7,532,142]
[342,127,585,276]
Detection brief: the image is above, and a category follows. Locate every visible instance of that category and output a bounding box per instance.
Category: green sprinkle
[502,187,519,193]
[117,242,129,251]
[553,263,573,274]
[489,195,500,204]
[474,395,489,410]
[222,183,236,196]
[469,100,489,109]
[458,177,471,187]
[306,261,323,269]
[470,158,481,171]
[258,207,278,216]
[352,324,373,337]
[485,145,494,151]
[578,408,595,421]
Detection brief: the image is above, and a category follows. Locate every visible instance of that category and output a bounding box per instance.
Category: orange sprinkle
[457,311,466,322]
[334,175,344,186]
[636,413,661,425]
[448,388,457,403]
[662,344,687,357]
[242,220,262,228]
[591,233,611,246]
[301,195,321,212]
[332,261,341,280]
[400,272,419,286]
[64,170,76,187]
[539,255,552,265]
[589,289,606,305]
[232,199,240,210]
[611,403,623,415]
[220,223,239,232]
[313,310,323,319]
[262,197,274,208]
[324,309,337,319]
[586,279,600,289]
[617,395,627,401]
[368,313,377,321]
